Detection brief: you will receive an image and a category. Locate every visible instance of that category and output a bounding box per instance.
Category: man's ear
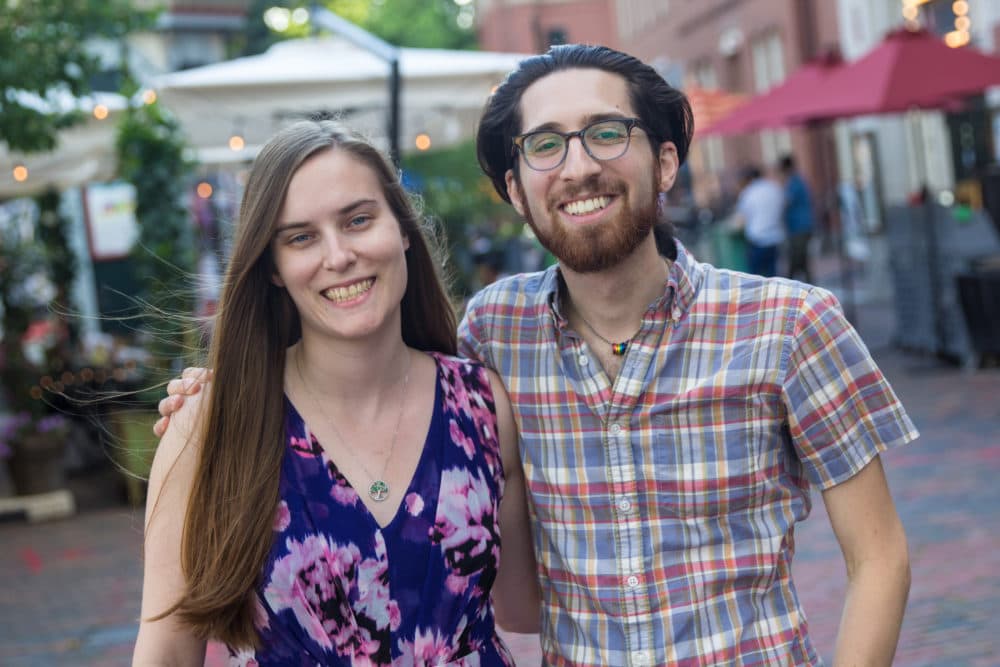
[657,141,680,193]
[505,169,526,217]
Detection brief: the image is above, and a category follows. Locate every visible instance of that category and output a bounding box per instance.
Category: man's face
[504,68,678,273]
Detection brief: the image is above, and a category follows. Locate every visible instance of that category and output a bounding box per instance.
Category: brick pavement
[2,249,999,665]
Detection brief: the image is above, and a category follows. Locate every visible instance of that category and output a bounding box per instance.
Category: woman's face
[270,147,409,346]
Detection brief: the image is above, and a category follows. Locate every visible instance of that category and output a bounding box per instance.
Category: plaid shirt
[458,240,917,666]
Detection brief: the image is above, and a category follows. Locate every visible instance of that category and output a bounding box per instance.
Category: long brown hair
[159,120,457,648]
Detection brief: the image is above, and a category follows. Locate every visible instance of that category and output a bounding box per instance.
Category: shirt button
[609,423,622,434]
[632,650,650,665]
[626,574,640,588]
[578,354,589,366]
[618,498,632,513]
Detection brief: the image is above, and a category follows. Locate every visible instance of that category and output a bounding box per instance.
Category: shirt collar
[542,238,702,328]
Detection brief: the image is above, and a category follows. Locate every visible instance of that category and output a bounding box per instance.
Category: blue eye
[288,232,312,244]
[347,214,372,228]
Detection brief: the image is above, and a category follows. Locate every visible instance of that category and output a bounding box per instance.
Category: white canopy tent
[153,37,528,166]
[0,38,528,198]
[0,92,128,200]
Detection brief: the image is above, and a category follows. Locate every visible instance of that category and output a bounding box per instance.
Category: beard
[521,172,661,274]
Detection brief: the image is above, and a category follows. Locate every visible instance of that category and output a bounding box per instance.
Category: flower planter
[8,432,68,496]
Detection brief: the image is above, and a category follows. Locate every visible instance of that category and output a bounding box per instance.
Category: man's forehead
[517,68,634,131]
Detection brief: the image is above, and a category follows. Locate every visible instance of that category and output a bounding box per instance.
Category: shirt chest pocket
[652,396,768,518]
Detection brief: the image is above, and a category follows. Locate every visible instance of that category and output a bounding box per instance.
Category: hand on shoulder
[153,367,213,438]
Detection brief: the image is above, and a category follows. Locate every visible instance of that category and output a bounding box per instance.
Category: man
[780,154,817,283]
[732,164,786,277]
[160,45,915,666]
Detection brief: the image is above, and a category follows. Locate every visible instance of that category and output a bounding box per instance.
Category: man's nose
[559,135,602,180]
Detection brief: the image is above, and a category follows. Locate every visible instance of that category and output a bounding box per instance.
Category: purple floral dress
[228,353,515,666]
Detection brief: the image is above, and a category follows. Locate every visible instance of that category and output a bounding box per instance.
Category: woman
[132,120,539,665]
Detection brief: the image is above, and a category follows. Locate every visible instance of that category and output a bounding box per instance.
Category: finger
[153,416,169,438]
[167,378,201,397]
[158,394,183,419]
[181,367,213,382]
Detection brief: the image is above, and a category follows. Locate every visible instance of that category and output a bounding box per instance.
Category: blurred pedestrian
[840,179,872,265]
[133,120,539,665]
[779,154,816,283]
[733,165,786,276]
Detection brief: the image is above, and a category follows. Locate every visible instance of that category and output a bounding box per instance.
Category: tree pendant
[368,479,390,502]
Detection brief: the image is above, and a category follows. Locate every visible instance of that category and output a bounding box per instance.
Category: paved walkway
[2,245,999,666]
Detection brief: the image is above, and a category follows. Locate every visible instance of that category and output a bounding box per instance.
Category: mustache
[550,176,626,206]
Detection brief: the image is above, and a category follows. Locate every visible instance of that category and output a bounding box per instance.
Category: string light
[228,133,245,151]
[93,104,109,120]
[142,89,157,105]
[945,30,970,48]
[414,133,432,151]
[13,164,28,182]
[197,181,213,198]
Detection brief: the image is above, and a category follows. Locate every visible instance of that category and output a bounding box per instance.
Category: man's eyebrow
[521,112,630,135]
[274,198,379,233]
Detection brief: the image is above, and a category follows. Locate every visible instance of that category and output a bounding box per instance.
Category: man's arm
[822,454,910,667]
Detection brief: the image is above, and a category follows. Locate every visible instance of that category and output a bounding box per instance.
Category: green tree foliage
[402,140,516,295]
[241,0,477,56]
[347,0,477,50]
[0,0,154,153]
[115,95,196,368]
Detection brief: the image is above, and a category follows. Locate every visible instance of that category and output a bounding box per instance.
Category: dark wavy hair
[476,43,694,203]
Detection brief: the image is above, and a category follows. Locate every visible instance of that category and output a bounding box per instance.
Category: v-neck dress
[228,353,515,666]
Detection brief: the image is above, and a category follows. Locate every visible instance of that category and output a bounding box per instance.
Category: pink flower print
[355,533,401,633]
[290,434,320,457]
[330,472,360,506]
[264,534,358,650]
[405,492,424,516]
[227,648,259,666]
[431,468,501,581]
[253,595,270,631]
[264,534,397,663]
[449,419,477,460]
[412,627,454,662]
[273,501,291,532]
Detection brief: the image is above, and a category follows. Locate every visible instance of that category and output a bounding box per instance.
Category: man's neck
[560,233,670,339]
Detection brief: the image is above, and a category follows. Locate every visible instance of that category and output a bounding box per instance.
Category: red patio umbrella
[789,27,1000,123]
[698,51,844,136]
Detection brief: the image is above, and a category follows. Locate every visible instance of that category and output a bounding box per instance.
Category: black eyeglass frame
[511,117,647,172]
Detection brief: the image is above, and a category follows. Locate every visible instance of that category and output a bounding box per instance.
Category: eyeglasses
[512,117,645,172]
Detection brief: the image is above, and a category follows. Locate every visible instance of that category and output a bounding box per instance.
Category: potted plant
[0,411,70,496]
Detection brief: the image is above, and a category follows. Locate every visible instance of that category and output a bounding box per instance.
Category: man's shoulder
[467,269,553,311]
[698,262,822,305]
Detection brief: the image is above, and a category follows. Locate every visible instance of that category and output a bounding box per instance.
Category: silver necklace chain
[294,349,411,502]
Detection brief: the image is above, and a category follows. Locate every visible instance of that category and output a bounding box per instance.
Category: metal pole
[308,6,402,165]
[908,112,947,358]
[388,58,400,165]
